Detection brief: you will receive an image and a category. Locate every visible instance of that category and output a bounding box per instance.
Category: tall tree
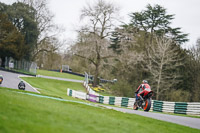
[36,37,62,70]
[187,38,200,101]
[148,36,183,100]
[107,4,189,99]
[73,0,119,87]
[0,2,39,60]
[19,0,62,60]
[129,4,188,45]
[0,13,25,67]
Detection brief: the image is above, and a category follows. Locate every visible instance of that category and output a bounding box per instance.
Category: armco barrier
[67,87,200,116]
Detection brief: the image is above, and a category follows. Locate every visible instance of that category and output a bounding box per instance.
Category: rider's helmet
[142,80,148,84]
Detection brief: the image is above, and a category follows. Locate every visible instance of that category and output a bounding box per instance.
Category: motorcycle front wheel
[133,102,138,110]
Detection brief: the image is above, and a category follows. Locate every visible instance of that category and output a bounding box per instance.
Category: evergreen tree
[0,13,26,67]
[109,31,122,54]
[0,2,39,60]
[129,4,188,45]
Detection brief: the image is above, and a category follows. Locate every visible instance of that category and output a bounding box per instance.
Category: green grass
[0,87,199,133]
[37,69,84,80]
[21,77,86,99]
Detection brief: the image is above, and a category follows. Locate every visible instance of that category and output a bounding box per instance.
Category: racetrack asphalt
[101,105,200,129]
[36,75,84,83]
[0,70,39,93]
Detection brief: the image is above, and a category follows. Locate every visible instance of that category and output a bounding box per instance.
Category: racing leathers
[135,83,151,101]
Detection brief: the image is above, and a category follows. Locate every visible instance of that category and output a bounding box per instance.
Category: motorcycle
[18,81,25,90]
[133,88,153,112]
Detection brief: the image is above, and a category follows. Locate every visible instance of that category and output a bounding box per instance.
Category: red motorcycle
[133,88,153,112]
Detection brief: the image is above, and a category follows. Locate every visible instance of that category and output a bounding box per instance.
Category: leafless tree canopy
[148,36,183,99]
[80,0,119,38]
[72,0,119,87]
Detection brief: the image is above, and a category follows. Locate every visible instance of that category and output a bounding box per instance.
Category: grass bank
[0,87,199,133]
[21,77,86,99]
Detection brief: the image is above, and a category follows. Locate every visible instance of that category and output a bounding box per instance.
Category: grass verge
[21,77,86,99]
[37,69,84,80]
[0,87,199,133]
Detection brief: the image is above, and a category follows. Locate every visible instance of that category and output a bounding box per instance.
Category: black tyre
[0,77,3,84]
[143,98,151,112]
[133,102,138,110]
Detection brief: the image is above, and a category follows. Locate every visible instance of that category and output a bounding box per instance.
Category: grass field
[21,77,86,99]
[0,87,199,133]
[37,69,85,80]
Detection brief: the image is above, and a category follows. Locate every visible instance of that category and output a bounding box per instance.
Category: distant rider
[18,81,26,90]
[135,80,151,101]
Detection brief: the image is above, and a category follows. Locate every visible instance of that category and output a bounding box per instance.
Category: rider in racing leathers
[135,80,151,101]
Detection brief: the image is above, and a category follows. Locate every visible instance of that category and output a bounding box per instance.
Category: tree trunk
[93,64,99,87]
[1,57,6,68]
[156,55,164,100]
[156,80,160,100]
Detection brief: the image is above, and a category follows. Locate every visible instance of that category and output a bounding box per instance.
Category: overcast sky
[1,0,200,48]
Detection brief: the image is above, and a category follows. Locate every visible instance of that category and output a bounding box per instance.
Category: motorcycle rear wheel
[143,98,151,112]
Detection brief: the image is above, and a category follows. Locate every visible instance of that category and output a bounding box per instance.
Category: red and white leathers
[135,83,151,98]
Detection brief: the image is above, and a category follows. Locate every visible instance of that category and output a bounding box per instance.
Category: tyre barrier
[152,100,164,112]
[68,81,200,116]
[88,94,99,102]
[67,88,135,108]
[151,100,200,115]
[67,89,87,100]
[67,88,200,116]
[121,97,129,107]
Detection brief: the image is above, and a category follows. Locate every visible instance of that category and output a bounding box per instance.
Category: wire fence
[4,57,37,75]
